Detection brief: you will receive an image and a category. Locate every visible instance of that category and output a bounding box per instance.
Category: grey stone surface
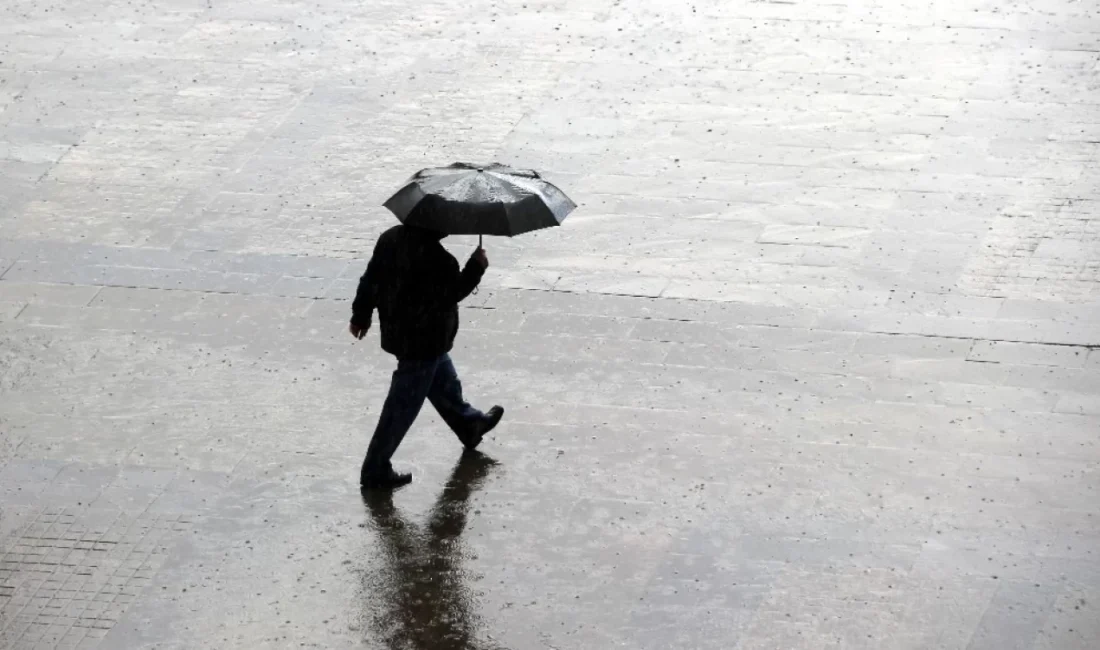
[2,0,1099,648]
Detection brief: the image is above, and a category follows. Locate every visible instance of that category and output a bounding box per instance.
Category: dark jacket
[351,225,484,360]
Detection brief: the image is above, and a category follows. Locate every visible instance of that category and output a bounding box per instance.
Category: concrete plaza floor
[1,0,1099,648]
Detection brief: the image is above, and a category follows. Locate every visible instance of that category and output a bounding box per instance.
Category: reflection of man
[351,224,504,490]
[361,452,498,649]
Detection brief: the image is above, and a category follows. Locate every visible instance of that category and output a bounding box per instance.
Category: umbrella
[383,162,576,246]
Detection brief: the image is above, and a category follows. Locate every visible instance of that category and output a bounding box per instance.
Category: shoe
[360,469,413,490]
[465,405,504,450]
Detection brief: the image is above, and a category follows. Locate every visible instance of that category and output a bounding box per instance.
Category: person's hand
[472,247,489,270]
[349,322,368,340]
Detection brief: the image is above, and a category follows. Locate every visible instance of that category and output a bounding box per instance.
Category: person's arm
[441,247,487,305]
[452,251,486,303]
[349,256,377,339]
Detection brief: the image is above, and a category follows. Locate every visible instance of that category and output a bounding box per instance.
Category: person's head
[406,223,447,240]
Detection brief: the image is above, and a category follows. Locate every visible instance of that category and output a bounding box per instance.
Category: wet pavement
[2,0,1099,648]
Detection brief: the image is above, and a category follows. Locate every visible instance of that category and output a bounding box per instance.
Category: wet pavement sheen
[2,0,1099,648]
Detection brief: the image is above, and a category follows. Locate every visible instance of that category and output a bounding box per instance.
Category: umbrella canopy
[383,162,575,237]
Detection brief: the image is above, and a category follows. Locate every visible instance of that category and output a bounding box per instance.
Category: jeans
[362,354,486,478]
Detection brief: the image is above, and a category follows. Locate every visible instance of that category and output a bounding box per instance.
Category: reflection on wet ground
[360,452,502,650]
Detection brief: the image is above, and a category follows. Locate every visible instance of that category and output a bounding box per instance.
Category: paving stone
[267,275,333,299]
[517,311,638,339]
[86,287,202,313]
[1,262,110,286]
[757,224,871,248]
[0,301,26,322]
[552,272,668,297]
[851,332,974,359]
[0,282,99,307]
[185,250,349,279]
[1053,393,1100,416]
[0,462,66,507]
[90,467,177,514]
[304,297,352,322]
[0,508,190,647]
[968,340,1092,368]
[196,292,314,319]
[934,382,1061,412]
[16,304,163,332]
[884,291,1005,318]
[321,278,358,301]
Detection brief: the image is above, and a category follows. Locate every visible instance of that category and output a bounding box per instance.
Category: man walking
[350,224,504,490]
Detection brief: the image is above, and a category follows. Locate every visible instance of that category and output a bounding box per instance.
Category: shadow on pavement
[360,451,500,650]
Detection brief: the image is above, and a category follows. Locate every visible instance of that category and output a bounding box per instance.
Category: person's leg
[361,357,439,484]
[428,354,503,449]
[427,354,483,446]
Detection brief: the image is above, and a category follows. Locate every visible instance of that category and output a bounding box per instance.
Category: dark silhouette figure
[351,224,504,489]
[360,451,501,650]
